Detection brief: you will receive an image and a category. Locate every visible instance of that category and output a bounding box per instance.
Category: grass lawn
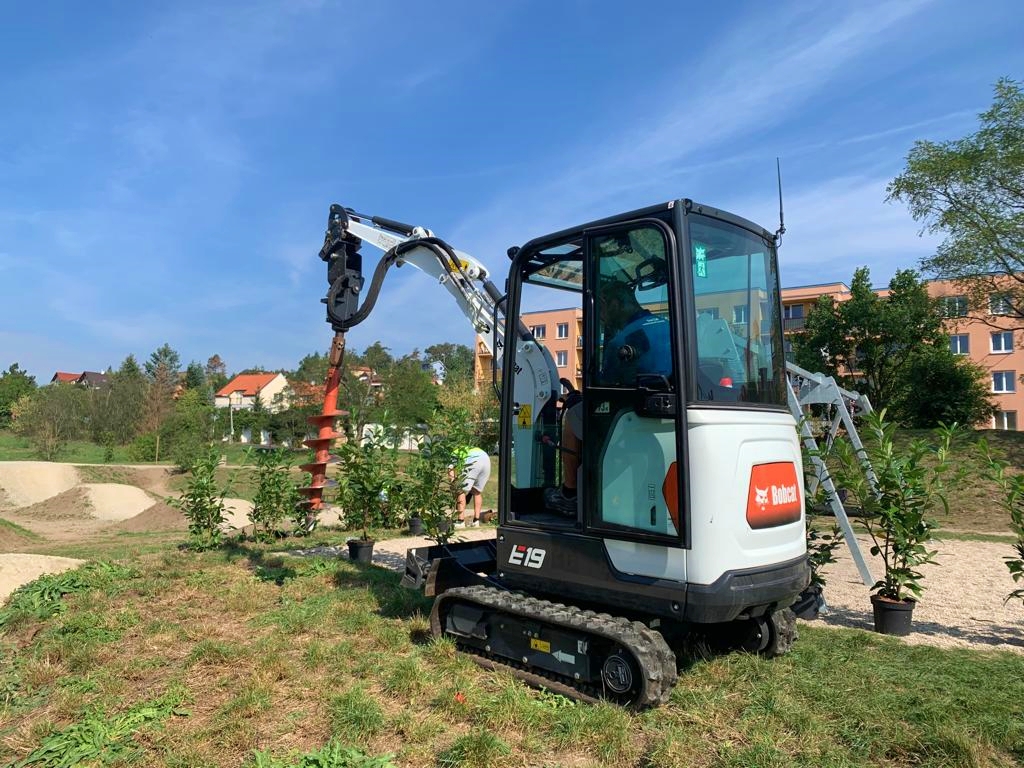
[1,541,1022,767]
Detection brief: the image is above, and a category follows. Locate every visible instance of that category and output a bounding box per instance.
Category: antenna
[775,157,786,246]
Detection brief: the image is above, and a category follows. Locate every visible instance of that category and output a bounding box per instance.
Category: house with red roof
[214,372,291,413]
[50,371,81,383]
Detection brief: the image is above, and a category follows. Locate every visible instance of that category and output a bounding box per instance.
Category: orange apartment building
[781,280,1024,430]
[475,307,583,393]
[473,280,1023,430]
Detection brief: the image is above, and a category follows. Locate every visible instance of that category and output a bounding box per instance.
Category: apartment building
[474,307,583,393]
[780,281,1024,430]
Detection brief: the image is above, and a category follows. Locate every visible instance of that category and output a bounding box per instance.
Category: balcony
[783,317,806,331]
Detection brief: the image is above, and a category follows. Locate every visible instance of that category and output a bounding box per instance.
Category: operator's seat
[697,360,740,402]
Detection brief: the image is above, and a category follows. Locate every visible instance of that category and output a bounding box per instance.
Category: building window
[993,371,1016,393]
[941,295,968,318]
[949,334,969,355]
[995,411,1018,430]
[531,324,546,339]
[698,307,720,320]
[992,330,1013,353]
[733,305,748,324]
[557,322,569,339]
[990,293,1012,316]
[783,304,804,320]
[556,350,568,367]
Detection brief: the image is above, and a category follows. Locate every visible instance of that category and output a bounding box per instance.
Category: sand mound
[82,484,155,522]
[11,487,93,521]
[0,554,86,602]
[108,501,188,533]
[0,462,80,509]
[222,498,254,531]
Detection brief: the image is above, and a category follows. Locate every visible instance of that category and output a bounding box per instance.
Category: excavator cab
[501,200,793,526]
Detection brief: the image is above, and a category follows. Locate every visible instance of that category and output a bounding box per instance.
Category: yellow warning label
[517,404,532,428]
[529,637,550,653]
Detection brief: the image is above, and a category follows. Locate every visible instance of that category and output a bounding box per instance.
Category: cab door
[581,219,687,550]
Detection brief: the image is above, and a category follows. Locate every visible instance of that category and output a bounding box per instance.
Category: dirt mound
[82,484,155,522]
[10,487,93,521]
[108,501,188,533]
[0,554,86,602]
[0,522,37,552]
[0,462,80,509]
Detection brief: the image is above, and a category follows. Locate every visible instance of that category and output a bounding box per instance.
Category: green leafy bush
[166,448,228,550]
[337,429,399,540]
[248,447,302,539]
[830,410,961,602]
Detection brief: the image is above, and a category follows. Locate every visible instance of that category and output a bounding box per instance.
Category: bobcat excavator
[306,199,808,707]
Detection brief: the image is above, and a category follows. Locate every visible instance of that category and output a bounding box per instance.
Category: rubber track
[431,585,678,708]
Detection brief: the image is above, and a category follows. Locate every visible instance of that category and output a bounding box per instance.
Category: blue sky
[2,0,1022,381]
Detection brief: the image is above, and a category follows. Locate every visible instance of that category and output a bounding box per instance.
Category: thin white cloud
[448,1,935,265]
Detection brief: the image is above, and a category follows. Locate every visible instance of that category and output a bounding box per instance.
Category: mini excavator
[306,200,809,707]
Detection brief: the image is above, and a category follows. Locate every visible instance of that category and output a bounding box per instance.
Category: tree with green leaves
[888,78,1024,322]
[425,343,474,388]
[360,342,394,376]
[104,355,148,444]
[183,361,206,391]
[380,353,438,433]
[293,351,330,384]
[145,343,181,381]
[0,363,36,428]
[11,384,87,460]
[792,267,991,426]
[205,354,228,392]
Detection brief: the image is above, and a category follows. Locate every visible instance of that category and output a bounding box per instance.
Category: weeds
[0,562,135,629]
[249,741,396,768]
[13,689,186,767]
[329,686,385,742]
[436,729,512,768]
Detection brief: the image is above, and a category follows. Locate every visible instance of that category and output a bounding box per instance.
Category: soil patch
[0,462,80,509]
[10,487,93,522]
[0,522,37,552]
[0,553,86,602]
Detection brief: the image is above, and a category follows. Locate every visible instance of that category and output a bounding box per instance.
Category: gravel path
[811,534,1023,652]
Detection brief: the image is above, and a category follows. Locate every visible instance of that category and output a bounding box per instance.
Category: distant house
[76,371,109,389]
[287,379,323,410]
[215,372,291,413]
[50,371,80,384]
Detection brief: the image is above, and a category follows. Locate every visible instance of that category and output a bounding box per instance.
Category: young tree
[888,78,1024,323]
[0,363,36,428]
[144,347,179,462]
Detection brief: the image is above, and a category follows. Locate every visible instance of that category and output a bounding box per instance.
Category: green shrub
[166,448,228,550]
[248,448,303,539]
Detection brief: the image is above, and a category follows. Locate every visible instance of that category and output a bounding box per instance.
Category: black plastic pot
[871,593,915,636]
[347,538,375,564]
[408,517,424,536]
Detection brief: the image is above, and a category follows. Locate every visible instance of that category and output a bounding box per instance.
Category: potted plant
[830,410,961,635]
[337,429,397,564]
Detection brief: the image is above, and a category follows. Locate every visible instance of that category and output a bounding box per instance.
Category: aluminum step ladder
[786,361,875,587]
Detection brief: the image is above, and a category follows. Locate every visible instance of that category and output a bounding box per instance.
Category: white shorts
[462,449,491,494]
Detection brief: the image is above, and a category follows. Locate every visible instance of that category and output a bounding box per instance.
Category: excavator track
[431,585,677,708]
